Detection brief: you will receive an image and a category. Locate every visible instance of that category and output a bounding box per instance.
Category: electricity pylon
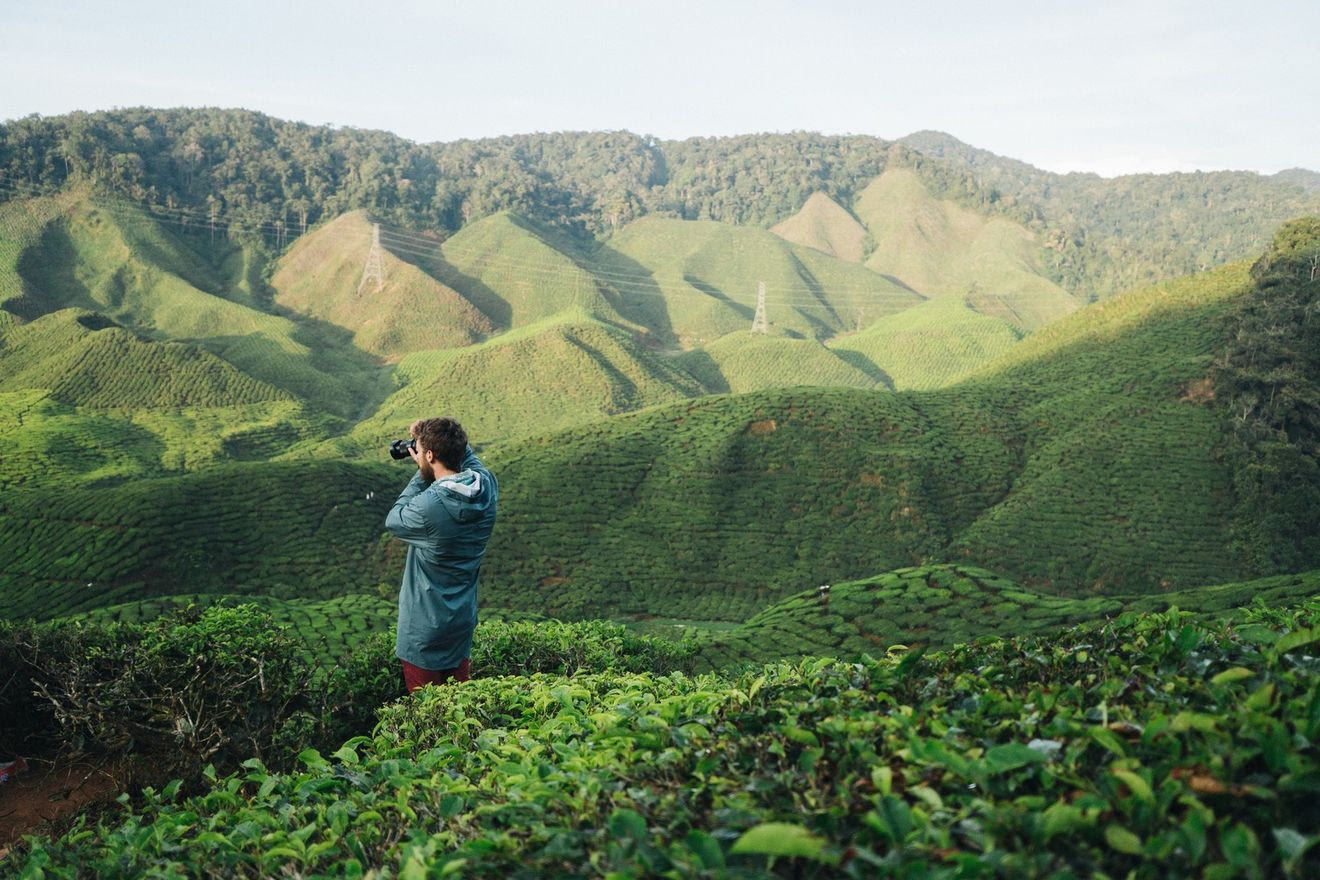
[751,280,768,334]
[358,223,386,295]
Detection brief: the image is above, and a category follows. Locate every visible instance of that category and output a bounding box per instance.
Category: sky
[2,0,1316,177]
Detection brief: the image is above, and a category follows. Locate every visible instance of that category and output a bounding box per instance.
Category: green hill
[854,167,1080,330]
[2,196,384,419]
[677,330,889,394]
[0,308,290,409]
[0,459,399,621]
[596,216,921,346]
[769,191,871,262]
[270,210,494,356]
[473,252,1289,619]
[335,313,704,451]
[828,297,1023,390]
[694,563,1320,670]
[424,212,635,331]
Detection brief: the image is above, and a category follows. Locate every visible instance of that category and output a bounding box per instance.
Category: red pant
[401,657,471,693]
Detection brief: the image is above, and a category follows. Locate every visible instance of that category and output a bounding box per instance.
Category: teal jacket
[386,447,498,670]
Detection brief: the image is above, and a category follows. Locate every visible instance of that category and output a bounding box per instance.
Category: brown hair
[415,417,467,471]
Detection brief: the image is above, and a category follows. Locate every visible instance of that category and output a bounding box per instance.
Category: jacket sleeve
[385,472,433,546]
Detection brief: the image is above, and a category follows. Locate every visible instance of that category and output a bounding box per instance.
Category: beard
[419,458,436,482]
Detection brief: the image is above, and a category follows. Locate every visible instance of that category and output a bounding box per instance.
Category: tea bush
[12,603,1320,878]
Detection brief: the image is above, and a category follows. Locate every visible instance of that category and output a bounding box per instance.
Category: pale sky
[2,0,1316,177]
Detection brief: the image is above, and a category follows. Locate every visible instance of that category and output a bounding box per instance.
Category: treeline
[2,108,1319,297]
[1215,216,1320,573]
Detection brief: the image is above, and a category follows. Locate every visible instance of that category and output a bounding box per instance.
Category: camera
[389,438,417,460]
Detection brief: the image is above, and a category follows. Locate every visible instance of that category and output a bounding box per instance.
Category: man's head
[413,417,468,480]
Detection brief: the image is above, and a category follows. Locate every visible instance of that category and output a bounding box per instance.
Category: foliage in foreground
[0,607,695,777]
[10,602,1320,878]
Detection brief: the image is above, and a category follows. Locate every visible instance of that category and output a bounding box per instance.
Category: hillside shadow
[11,221,100,320]
[685,276,753,320]
[588,244,680,344]
[831,349,895,389]
[375,233,512,331]
[673,349,730,394]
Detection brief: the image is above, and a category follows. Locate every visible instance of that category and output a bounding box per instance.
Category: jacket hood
[431,469,492,521]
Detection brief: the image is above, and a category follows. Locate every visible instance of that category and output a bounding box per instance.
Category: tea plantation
[692,564,1320,672]
[9,598,1320,877]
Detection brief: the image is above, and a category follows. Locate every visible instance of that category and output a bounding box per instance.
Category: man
[385,417,498,693]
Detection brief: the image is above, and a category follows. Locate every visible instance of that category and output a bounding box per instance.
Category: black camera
[389,438,417,460]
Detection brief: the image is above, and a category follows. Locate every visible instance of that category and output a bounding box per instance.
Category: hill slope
[676,331,889,394]
[336,313,704,451]
[596,216,921,346]
[828,298,1023,390]
[270,210,494,355]
[854,168,1079,330]
[769,191,871,262]
[2,195,384,419]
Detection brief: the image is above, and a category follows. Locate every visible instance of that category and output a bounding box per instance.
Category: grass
[596,216,920,346]
[828,297,1023,390]
[854,168,1079,330]
[769,190,871,262]
[675,330,888,394]
[271,210,494,356]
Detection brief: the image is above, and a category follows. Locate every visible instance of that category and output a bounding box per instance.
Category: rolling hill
[270,210,494,355]
[769,190,871,262]
[595,216,921,346]
[827,297,1023,390]
[333,312,705,451]
[854,167,1080,330]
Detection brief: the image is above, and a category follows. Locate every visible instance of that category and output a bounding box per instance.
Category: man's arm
[385,471,433,546]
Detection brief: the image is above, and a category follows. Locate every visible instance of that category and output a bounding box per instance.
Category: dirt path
[0,753,136,857]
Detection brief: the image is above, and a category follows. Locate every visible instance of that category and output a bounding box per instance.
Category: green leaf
[1275,626,1320,656]
[608,808,647,841]
[1090,727,1127,758]
[1273,828,1309,861]
[1170,712,1219,733]
[1210,666,1254,686]
[1105,824,1143,855]
[1040,802,1093,841]
[985,743,1048,773]
[1112,769,1155,805]
[731,823,830,862]
[685,830,725,869]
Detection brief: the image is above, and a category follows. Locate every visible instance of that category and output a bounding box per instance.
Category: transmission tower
[358,223,386,295]
[751,280,768,334]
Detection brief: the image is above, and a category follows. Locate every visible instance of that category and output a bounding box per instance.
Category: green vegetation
[270,210,494,355]
[828,298,1022,390]
[597,216,919,346]
[0,460,399,621]
[4,110,1317,304]
[11,600,1320,877]
[769,191,871,262]
[854,168,1079,330]
[694,563,1320,671]
[1214,217,1320,573]
[334,314,703,451]
[677,331,887,395]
